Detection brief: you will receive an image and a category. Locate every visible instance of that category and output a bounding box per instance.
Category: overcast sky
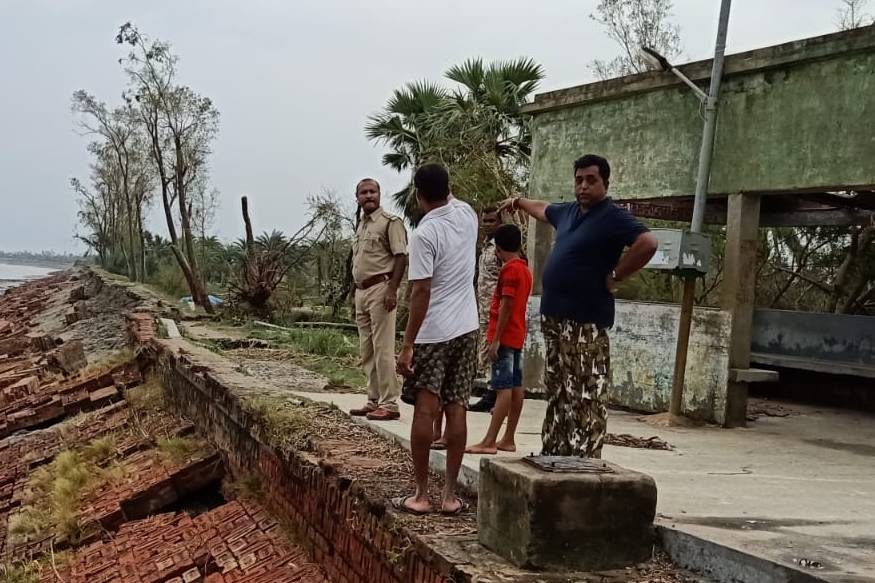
[0,0,854,252]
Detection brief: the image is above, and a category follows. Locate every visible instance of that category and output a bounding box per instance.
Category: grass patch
[246,326,365,387]
[296,354,366,388]
[224,473,265,504]
[0,560,44,583]
[8,437,124,546]
[147,260,190,298]
[155,436,207,465]
[245,396,316,450]
[75,348,134,379]
[125,377,166,411]
[204,323,366,389]
[247,326,358,358]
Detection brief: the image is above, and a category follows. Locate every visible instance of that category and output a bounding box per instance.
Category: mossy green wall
[529,32,875,202]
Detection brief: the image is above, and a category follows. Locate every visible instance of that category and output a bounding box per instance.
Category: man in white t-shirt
[393,163,478,516]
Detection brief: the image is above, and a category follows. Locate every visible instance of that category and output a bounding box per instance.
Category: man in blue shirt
[500,154,657,458]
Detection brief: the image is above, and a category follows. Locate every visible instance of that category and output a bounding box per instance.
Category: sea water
[0,263,56,293]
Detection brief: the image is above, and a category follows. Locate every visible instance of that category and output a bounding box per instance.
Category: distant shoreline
[0,256,78,270]
[0,262,64,293]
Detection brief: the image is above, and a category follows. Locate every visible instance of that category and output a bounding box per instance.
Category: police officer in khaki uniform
[349,178,408,421]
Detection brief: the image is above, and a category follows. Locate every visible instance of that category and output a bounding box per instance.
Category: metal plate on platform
[522,456,614,474]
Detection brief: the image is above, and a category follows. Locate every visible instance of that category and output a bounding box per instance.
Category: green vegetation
[244,325,366,388]
[248,326,357,358]
[245,396,314,450]
[148,259,190,298]
[124,377,166,411]
[296,354,366,388]
[156,436,207,465]
[0,560,44,583]
[225,473,265,504]
[366,58,544,223]
[74,349,133,380]
[8,437,126,546]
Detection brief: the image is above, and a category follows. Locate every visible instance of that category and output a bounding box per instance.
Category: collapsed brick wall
[154,345,451,583]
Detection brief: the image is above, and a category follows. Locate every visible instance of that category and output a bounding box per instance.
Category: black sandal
[391,495,432,516]
[440,496,469,516]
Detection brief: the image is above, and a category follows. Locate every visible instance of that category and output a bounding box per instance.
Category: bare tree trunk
[831,229,860,313]
[137,203,147,280]
[838,226,875,313]
[175,154,213,313]
[332,205,360,317]
[242,196,254,249]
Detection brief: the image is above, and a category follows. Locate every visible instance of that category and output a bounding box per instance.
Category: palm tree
[366,58,544,222]
[444,57,544,161]
[365,80,448,222]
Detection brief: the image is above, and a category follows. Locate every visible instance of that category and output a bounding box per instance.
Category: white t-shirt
[408,197,479,344]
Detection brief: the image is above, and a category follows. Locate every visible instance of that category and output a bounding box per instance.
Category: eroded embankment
[0,269,327,583]
[124,275,697,583]
[1,266,697,583]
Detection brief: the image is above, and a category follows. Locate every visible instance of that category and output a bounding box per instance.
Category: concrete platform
[292,390,875,582]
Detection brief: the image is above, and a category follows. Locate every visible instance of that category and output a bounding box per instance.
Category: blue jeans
[490,346,523,390]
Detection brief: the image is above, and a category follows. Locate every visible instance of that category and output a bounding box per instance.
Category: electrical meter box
[645,229,711,274]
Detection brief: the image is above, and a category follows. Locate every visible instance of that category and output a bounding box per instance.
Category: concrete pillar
[523,217,554,393]
[721,193,761,428]
[526,216,554,295]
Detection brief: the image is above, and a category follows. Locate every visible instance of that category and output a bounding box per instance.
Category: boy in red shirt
[466,224,532,454]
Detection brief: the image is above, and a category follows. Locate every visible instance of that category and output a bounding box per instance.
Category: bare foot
[440,495,469,515]
[465,443,498,454]
[391,495,432,515]
[496,441,516,452]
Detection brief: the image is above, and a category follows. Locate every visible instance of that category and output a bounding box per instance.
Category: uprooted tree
[229,195,346,318]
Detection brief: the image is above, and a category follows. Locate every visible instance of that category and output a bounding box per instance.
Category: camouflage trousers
[541,316,611,458]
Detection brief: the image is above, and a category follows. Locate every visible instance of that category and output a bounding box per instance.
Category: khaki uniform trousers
[354,280,400,411]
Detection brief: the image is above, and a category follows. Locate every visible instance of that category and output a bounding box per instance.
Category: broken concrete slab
[64,308,79,325]
[89,386,119,405]
[159,318,181,339]
[26,333,59,352]
[48,339,87,374]
[478,456,657,571]
[729,367,780,383]
[73,299,92,320]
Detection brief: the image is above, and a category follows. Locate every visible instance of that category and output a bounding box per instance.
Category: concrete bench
[729,367,779,383]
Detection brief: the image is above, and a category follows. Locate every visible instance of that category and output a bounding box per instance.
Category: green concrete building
[521,27,875,426]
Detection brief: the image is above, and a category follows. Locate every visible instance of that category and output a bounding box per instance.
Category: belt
[355,273,391,290]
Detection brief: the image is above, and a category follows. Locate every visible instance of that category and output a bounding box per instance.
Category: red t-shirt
[486,258,533,350]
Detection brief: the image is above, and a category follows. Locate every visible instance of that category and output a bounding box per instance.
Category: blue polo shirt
[541,198,648,328]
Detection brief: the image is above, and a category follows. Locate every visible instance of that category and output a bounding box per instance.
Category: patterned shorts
[541,316,611,458]
[401,330,478,408]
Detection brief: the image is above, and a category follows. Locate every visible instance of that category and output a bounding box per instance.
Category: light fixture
[640,46,671,72]
[639,46,708,103]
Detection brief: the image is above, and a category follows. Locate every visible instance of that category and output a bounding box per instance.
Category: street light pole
[669,0,733,420]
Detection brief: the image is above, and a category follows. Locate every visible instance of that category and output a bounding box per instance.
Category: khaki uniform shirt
[352,207,408,284]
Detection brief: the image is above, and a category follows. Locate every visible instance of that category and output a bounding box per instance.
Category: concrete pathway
[292,390,875,582]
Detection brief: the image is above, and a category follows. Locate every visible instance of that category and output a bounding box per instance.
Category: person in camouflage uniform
[469,208,502,413]
[500,154,657,458]
[540,319,610,456]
